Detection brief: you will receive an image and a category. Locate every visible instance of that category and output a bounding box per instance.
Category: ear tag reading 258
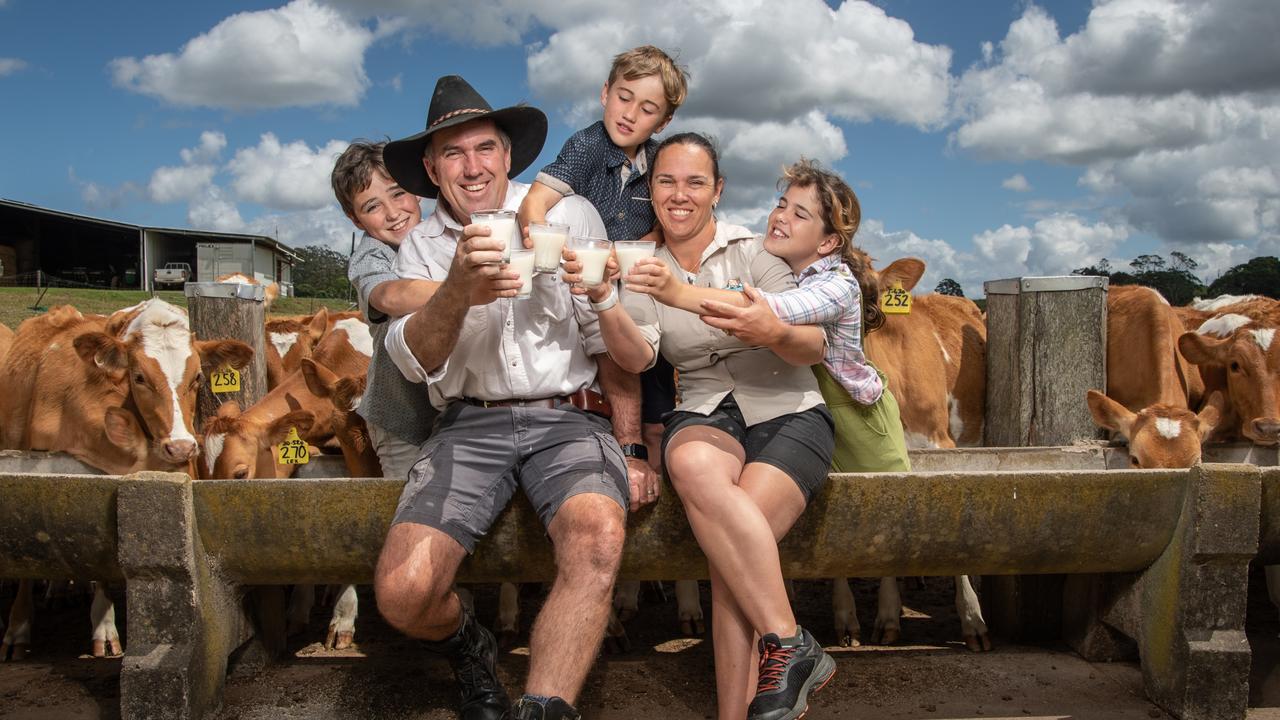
[278,427,310,465]
[880,282,912,315]
[210,365,241,394]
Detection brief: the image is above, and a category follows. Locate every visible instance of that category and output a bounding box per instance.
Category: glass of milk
[508,249,536,298]
[530,222,570,274]
[614,240,657,284]
[469,209,519,263]
[570,236,613,288]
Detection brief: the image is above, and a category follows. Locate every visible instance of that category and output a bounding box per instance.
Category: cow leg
[90,582,122,657]
[495,582,520,649]
[956,575,992,652]
[832,577,860,647]
[613,579,641,623]
[675,579,704,636]
[286,584,315,637]
[2,579,33,661]
[873,577,902,645]
[324,585,358,650]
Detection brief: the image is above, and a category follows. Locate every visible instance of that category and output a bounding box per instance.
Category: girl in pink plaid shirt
[626,159,909,472]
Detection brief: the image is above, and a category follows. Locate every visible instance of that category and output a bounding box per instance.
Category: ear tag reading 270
[210,365,241,394]
[880,282,912,315]
[277,427,310,465]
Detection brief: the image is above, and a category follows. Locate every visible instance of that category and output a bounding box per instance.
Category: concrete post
[118,472,247,720]
[983,275,1109,642]
[184,282,268,429]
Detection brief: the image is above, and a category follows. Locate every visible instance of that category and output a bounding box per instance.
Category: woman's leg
[665,427,796,636]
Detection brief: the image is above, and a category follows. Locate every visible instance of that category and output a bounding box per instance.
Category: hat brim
[384,106,547,199]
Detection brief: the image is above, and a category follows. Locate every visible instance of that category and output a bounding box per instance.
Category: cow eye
[233,467,249,479]
[133,373,147,386]
[1130,456,1140,468]
[1230,362,1241,373]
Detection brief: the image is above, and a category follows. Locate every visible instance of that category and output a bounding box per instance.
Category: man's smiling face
[424,118,512,223]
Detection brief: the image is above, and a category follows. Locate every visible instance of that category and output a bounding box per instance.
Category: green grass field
[0,287,355,329]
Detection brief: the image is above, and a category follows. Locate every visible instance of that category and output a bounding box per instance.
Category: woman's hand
[625,257,683,307]
[699,285,785,345]
[561,247,616,303]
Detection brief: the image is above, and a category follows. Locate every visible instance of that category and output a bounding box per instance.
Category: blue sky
[1,0,1277,295]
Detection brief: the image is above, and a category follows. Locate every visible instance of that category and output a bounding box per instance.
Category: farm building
[0,198,300,293]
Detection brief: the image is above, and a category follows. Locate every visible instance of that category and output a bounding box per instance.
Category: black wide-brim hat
[384,75,548,199]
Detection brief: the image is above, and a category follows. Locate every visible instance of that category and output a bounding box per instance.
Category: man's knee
[374,524,462,632]
[553,494,625,575]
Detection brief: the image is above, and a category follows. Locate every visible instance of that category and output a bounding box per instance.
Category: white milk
[531,231,568,273]
[577,247,612,286]
[508,251,536,297]
[616,245,656,280]
[476,216,519,261]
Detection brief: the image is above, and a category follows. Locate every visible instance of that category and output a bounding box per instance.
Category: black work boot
[746,626,837,720]
[423,607,511,720]
[511,695,581,720]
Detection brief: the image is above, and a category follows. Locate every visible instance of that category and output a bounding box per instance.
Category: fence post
[184,282,268,430]
[982,275,1109,642]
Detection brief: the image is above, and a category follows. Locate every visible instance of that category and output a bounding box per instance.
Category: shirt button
[616,212,625,220]
[511,361,518,367]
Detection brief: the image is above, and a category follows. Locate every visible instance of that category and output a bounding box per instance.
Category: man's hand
[626,457,660,511]
[456,223,521,304]
[699,285,784,345]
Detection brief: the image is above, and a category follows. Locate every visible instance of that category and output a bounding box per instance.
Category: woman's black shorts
[661,394,834,503]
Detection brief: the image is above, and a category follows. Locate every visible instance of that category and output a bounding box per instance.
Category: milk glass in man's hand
[571,236,612,287]
[614,240,657,282]
[470,209,520,263]
[530,222,570,273]
[509,249,536,298]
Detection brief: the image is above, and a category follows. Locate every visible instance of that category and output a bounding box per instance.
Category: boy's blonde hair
[609,45,690,118]
[779,159,884,333]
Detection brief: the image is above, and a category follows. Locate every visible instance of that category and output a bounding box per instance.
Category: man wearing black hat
[376,76,655,720]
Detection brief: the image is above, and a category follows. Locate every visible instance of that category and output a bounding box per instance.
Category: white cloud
[244,206,354,253]
[226,134,349,210]
[187,186,244,232]
[109,0,375,109]
[1002,174,1031,192]
[149,165,217,204]
[858,219,978,294]
[0,58,25,76]
[951,0,1280,255]
[181,131,227,165]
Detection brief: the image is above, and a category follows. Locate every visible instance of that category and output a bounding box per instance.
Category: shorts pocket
[855,398,892,439]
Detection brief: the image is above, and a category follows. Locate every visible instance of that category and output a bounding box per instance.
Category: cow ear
[74,332,129,373]
[878,258,926,293]
[1196,391,1225,441]
[333,376,366,412]
[216,400,242,419]
[264,410,315,447]
[1178,331,1228,367]
[103,407,141,449]
[307,307,330,344]
[300,358,339,398]
[1086,390,1135,439]
[196,339,254,371]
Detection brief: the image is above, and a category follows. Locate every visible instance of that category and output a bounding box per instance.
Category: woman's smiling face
[650,142,723,244]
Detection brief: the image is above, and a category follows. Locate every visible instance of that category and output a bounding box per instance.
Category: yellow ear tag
[880,282,912,315]
[210,365,242,394]
[277,427,310,465]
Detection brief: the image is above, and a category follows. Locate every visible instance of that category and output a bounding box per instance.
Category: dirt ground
[5,569,1280,720]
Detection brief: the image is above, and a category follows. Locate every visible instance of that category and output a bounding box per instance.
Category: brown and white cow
[831,254,991,652]
[1105,286,1204,413]
[216,272,281,309]
[265,307,330,389]
[1180,316,1280,445]
[0,299,251,661]
[1087,390,1223,469]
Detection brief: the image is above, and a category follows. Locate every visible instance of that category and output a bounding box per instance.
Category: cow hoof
[838,630,861,648]
[964,633,993,652]
[680,618,705,637]
[497,630,520,650]
[604,632,631,655]
[325,627,354,651]
[875,627,900,645]
[1,642,29,662]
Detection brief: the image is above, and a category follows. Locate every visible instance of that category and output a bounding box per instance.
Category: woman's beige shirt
[622,221,824,426]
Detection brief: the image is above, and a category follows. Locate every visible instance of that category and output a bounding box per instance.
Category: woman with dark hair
[567,132,836,720]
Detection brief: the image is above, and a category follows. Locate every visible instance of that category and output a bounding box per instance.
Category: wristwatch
[620,443,649,462]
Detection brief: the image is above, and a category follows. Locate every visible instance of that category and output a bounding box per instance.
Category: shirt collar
[797,254,842,279]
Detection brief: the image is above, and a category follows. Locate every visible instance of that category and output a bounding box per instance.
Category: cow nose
[164,439,197,461]
[1251,417,1280,443]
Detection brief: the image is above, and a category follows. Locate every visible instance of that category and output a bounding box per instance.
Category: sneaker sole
[782,653,837,720]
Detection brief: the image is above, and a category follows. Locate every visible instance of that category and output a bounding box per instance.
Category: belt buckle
[479,399,498,409]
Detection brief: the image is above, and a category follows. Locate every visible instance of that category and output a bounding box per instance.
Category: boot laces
[756,641,797,693]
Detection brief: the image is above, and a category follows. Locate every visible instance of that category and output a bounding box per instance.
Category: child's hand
[625,257,680,306]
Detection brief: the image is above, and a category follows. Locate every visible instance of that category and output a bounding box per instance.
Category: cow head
[266,307,330,385]
[74,299,253,465]
[1178,326,1280,445]
[301,358,379,477]
[198,400,315,479]
[1087,389,1222,468]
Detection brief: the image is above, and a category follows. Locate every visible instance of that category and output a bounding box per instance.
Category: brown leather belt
[461,388,612,419]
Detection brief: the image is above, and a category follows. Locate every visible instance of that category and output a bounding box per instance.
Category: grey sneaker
[746,626,837,720]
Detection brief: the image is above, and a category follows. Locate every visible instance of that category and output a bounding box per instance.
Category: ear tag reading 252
[278,427,310,465]
[210,365,241,394]
[880,282,912,315]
